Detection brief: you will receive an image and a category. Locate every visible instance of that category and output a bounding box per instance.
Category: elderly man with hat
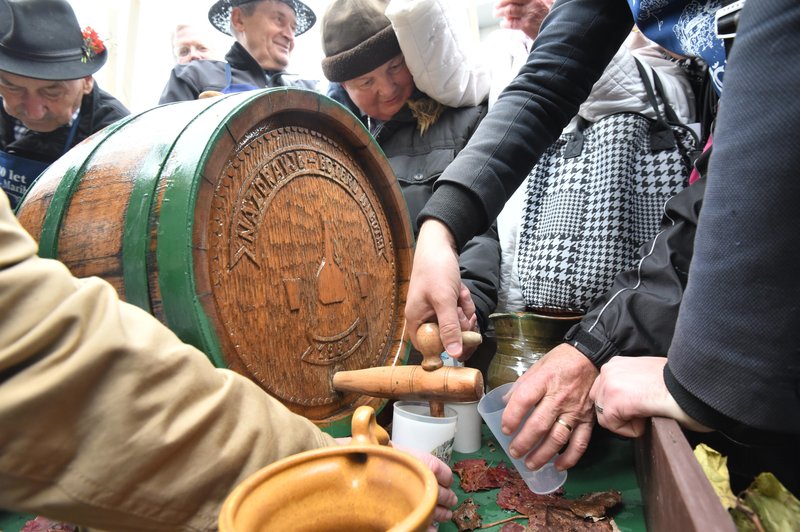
[159,0,317,103]
[0,0,129,211]
[322,0,501,377]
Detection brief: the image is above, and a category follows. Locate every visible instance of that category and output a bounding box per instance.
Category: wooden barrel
[17,89,414,436]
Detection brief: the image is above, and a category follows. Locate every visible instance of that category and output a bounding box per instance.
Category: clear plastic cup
[477,382,567,494]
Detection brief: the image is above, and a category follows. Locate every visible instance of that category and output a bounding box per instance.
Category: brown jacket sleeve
[0,193,335,531]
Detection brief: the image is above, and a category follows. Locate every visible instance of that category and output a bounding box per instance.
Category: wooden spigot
[331,364,484,401]
[416,323,482,417]
[331,324,485,417]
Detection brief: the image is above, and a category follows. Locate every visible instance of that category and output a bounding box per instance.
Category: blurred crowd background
[69,0,501,112]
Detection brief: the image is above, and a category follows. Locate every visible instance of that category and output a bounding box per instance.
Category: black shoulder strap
[564,116,590,159]
[634,58,678,151]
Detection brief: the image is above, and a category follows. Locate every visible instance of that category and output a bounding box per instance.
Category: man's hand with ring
[555,417,574,432]
[500,343,598,472]
[589,355,711,437]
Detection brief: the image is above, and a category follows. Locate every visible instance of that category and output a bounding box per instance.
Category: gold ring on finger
[555,417,574,432]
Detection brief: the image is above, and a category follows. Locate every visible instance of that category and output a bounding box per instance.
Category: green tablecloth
[0,425,645,532]
[440,424,645,531]
[0,511,33,532]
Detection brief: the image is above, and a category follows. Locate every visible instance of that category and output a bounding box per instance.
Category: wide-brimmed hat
[209,0,316,37]
[0,0,107,81]
[321,0,400,83]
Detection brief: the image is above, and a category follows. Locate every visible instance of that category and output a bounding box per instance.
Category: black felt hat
[209,0,316,37]
[0,0,107,81]
[320,0,400,83]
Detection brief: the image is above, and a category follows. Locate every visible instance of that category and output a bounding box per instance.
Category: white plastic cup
[445,400,482,454]
[392,401,458,463]
[477,382,567,494]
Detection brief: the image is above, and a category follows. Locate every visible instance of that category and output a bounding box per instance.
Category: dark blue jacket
[159,42,317,104]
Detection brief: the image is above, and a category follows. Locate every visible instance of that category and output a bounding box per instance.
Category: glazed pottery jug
[487,312,581,389]
[218,405,438,531]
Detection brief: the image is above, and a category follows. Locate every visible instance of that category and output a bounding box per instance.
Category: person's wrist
[659,366,713,432]
[662,394,712,432]
[552,342,600,377]
[419,218,456,250]
[563,324,615,368]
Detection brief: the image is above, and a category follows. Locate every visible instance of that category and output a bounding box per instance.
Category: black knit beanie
[320,0,402,83]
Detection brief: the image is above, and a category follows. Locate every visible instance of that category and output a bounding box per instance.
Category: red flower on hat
[81,26,105,63]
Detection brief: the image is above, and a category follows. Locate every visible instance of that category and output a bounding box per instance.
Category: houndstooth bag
[516,59,700,313]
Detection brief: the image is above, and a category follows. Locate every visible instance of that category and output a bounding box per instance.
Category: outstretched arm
[406,219,473,356]
[407,0,631,357]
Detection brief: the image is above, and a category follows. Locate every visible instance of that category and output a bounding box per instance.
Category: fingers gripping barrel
[16,89,415,435]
